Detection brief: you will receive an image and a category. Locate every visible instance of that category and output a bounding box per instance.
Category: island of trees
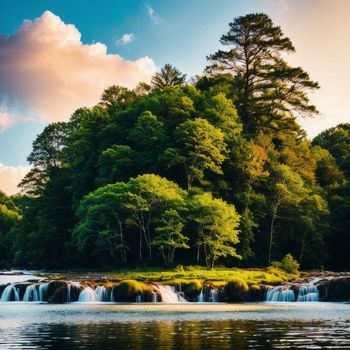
[0,13,349,271]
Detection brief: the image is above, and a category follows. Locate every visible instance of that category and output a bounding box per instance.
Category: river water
[1,272,350,349]
[0,303,349,349]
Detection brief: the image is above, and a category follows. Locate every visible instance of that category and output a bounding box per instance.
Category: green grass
[108,265,299,286]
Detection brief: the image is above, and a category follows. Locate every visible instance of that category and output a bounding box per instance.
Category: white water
[95,286,108,302]
[23,284,39,302]
[197,289,204,302]
[209,289,218,302]
[38,283,49,302]
[154,285,187,303]
[0,285,20,302]
[78,287,97,302]
[110,287,115,302]
[266,286,296,302]
[297,285,320,302]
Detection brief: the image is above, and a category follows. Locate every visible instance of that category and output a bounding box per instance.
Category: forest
[0,13,349,271]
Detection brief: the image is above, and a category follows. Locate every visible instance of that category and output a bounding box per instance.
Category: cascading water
[95,286,108,302]
[23,284,39,302]
[152,292,158,303]
[197,289,204,302]
[0,284,20,302]
[78,286,97,302]
[38,283,49,302]
[154,285,187,303]
[297,285,320,302]
[209,289,218,302]
[266,286,296,302]
[110,287,115,302]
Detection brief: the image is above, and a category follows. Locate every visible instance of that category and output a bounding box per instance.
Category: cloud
[116,33,135,46]
[146,5,163,25]
[0,111,13,132]
[0,163,30,195]
[0,11,157,125]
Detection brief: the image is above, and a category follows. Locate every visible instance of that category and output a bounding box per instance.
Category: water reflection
[0,304,350,349]
[1,319,350,349]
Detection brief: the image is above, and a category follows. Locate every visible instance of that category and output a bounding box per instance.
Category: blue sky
[0,0,268,167]
[0,0,349,194]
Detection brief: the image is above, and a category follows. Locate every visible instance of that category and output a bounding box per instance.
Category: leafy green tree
[152,209,189,265]
[151,64,186,88]
[189,192,240,269]
[124,174,186,260]
[0,192,21,267]
[207,13,319,135]
[312,146,344,188]
[312,123,350,177]
[163,118,227,190]
[97,145,137,186]
[74,182,130,264]
[267,164,308,264]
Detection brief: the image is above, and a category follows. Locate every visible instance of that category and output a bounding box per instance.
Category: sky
[0,0,349,195]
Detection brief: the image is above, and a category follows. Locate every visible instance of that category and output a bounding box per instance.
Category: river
[1,272,350,349]
[0,303,349,349]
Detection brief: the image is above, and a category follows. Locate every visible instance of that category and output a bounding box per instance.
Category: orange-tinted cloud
[0,11,156,126]
[0,164,30,195]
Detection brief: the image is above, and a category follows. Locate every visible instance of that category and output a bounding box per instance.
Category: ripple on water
[0,303,349,349]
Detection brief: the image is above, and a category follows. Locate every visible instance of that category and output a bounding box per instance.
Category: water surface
[0,303,349,349]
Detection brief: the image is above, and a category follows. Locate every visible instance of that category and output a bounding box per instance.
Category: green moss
[224,278,250,302]
[115,280,152,302]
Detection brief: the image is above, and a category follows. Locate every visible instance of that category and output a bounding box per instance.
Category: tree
[207,13,319,135]
[151,64,186,88]
[124,174,186,260]
[312,123,350,177]
[267,164,308,264]
[190,192,241,269]
[74,182,130,264]
[152,209,189,265]
[96,145,137,186]
[163,118,227,190]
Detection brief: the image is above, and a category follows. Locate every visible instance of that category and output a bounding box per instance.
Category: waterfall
[38,283,49,302]
[209,289,218,302]
[152,292,158,303]
[110,287,115,302]
[297,285,320,302]
[154,284,187,303]
[197,289,204,302]
[135,294,142,303]
[23,284,39,302]
[0,284,20,302]
[95,286,108,302]
[78,286,97,302]
[266,286,295,302]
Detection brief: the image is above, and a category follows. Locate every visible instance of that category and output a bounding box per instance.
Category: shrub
[115,280,152,302]
[271,254,300,274]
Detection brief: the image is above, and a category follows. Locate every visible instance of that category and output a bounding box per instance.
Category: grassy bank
[105,266,300,286]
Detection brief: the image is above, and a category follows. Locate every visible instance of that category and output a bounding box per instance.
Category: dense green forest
[0,13,349,270]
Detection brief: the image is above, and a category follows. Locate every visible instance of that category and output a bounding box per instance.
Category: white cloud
[116,33,135,46]
[0,11,157,125]
[0,111,13,132]
[0,163,30,195]
[146,5,163,25]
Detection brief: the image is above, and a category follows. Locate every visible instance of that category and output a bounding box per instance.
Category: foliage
[271,254,300,274]
[1,13,347,272]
